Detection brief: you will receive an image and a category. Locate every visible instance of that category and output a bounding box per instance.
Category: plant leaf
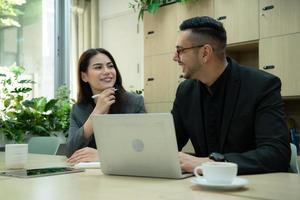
[147,2,160,14]
[9,65,25,76]
[45,99,58,111]
[18,79,35,84]
[12,87,32,93]
[22,99,35,108]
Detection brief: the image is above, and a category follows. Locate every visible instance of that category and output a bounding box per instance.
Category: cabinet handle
[147,31,154,35]
[217,16,227,21]
[263,65,275,70]
[147,78,154,81]
[262,5,274,11]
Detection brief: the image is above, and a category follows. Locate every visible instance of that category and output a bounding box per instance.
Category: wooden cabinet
[259,0,300,96]
[176,0,213,26]
[144,3,183,113]
[259,33,300,96]
[145,102,173,113]
[144,53,181,104]
[214,0,259,44]
[144,3,178,57]
[260,0,300,38]
[144,1,300,113]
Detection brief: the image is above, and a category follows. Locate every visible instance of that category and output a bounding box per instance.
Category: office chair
[289,143,300,174]
[28,136,61,155]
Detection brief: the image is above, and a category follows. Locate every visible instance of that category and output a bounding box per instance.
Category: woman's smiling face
[81,53,117,95]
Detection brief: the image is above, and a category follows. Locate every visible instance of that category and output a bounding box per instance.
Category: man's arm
[171,84,190,151]
[224,76,291,174]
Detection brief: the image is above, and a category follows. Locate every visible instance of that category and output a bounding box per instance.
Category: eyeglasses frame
[176,44,205,56]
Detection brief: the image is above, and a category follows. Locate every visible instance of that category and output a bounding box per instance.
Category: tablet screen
[0,167,84,178]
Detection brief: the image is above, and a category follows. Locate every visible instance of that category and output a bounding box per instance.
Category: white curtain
[70,0,100,99]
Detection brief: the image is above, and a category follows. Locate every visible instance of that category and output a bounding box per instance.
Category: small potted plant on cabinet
[129,0,200,20]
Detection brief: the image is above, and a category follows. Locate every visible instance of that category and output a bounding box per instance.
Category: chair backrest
[28,137,61,155]
[289,143,300,173]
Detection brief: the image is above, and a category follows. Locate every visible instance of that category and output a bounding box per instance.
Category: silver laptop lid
[91,113,186,179]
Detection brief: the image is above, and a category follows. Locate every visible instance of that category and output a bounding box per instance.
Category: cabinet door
[144,56,155,103]
[144,53,182,103]
[259,33,300,96]
[144,3,178,57]
[214,0,259,44]
[260,0,300,38]
[176,0,213,26]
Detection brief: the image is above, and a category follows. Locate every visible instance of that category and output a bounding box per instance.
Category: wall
[100,0,132,17]
[99,0,144,92]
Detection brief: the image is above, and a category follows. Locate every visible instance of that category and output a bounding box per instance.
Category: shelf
[226,42,259,68]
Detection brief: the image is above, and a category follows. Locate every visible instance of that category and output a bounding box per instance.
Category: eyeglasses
[176,44,205,56]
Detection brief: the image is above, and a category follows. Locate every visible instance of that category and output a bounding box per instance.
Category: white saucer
[191,177,248,190]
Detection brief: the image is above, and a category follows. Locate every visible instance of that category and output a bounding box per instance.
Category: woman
[66,48,145,163]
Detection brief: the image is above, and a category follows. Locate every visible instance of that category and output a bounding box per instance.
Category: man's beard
[182,64,201,80]
[183,72,191,79]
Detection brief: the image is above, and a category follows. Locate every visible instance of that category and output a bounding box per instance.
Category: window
[70,0,100,100]
[0,0,55,98]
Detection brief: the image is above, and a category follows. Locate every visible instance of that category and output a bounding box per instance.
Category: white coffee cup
[194,162,238,184]
[5,144,28,169]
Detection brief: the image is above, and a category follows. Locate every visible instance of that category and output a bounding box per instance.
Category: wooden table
[0,153,299,200]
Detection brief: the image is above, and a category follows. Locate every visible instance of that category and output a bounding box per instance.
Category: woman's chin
[100,85,115,91]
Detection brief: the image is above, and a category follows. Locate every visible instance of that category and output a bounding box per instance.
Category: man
[171,16,291,174]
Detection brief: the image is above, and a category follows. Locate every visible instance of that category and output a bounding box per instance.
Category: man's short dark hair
[180,16,227,53]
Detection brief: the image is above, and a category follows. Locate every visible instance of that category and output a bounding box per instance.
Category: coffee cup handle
[193,165,203,178]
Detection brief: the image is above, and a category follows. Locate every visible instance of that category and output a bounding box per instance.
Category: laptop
[91,113,192,179]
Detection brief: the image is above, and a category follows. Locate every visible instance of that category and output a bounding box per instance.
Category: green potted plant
[129,0,200,20]
[0,65,74,144]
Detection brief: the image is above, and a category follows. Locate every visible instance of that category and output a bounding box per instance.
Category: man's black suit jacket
[171,58,291,174]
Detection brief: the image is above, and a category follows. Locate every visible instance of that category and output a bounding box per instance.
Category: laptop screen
[91,113,190,179]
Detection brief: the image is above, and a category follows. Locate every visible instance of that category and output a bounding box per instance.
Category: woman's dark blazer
[66,92,145,157]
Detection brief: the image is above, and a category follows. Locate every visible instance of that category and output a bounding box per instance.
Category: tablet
[0,167,85,178]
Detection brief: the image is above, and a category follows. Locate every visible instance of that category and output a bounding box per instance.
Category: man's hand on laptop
[67,147,99,164]
[179,152,213,173]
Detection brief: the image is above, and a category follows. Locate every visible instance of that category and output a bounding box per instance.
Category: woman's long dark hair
[77,48,127,113]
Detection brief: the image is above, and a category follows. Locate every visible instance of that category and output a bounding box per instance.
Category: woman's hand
[93,88,116,114]
[67,147,99,164]
[82,88,116,138]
